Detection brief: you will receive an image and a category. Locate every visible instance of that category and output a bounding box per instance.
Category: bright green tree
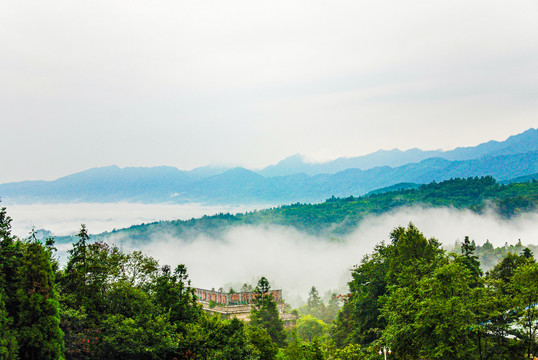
[382,259,478,359]
[99,313,179,360]
[246,325,278,360]
[334,224,443,347]
[152,264,201,330]
[296,315,327,342]
[512,262,538,359]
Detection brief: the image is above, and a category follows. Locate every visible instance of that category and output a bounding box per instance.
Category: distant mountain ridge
[258,128,538,176]
[1,129,537,205]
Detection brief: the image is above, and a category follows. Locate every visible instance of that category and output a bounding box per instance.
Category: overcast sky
[1,0,537,183]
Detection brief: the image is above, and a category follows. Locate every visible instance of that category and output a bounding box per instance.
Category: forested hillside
[68,176,538,244]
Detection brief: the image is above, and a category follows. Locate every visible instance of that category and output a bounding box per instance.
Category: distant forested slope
[56,176,538,244]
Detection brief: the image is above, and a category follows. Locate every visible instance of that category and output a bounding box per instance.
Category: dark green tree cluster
[57,226,296,360]
[1,204,301,359]
[333,223,538,359]
[0,204,64,360]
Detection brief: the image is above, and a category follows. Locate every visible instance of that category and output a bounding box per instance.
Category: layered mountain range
[2,128,537,205]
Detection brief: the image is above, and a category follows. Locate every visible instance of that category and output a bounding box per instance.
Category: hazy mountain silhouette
[1,129,536,204]
[258,128,538,176]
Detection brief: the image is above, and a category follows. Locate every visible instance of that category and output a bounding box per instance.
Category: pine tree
[0,203,20,359]
[62,224,90,306]
[250,277,286,347]
[17,241,64,360]
[460,236,483,283]
[307,286,321,310]
[0,292,18,360]
[152,264,201,330]
[0,204,22,320]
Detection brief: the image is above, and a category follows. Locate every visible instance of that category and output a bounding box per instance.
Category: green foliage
[475,239,538,272]
[99,313,178,360]
[106,282,154,319]
[296,315,327,342]
[307,287,321,312]
[511,262,538,359]
[458,236,483,284]
[151,264,201,330]
[333,249,387,347]
[279,333,325,360]
[0,292,18,360]
[251,277,287,347]
[334,222,538,359]
[0,203,13,242]
[17,241,64,360]
[382,260,478,359]
[0,205,23,327]
[299,287,340,325]
[246,325,279,360]
[334,224,443,348]
[324,342,365,360]
[180,314,253,359]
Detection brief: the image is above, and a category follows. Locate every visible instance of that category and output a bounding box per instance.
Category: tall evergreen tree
[17,241,64,360]
[152,264,201,330]
[0,292,18,360]
[62,225,90,306]
[0,203,22,320]
[460,236,483,279]
[0,203,21,359]
[250,277,286,347]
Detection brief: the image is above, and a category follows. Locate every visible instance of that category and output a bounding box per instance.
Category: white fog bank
[117,207,538,305]
[6,202,266,237]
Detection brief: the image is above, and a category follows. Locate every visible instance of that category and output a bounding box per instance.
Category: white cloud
[7,202,264,237]
[114,207,538,306]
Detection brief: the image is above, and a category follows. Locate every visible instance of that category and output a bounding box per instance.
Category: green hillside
[69,176,538,244]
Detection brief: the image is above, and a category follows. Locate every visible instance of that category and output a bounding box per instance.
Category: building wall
[195,288,282,306]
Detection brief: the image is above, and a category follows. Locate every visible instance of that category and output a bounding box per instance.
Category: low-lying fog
[6,203,538,307]
[7,202,264,236]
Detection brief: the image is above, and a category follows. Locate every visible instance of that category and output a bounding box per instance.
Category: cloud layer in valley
[7,202,264,237]
[9,202,537,306]
[113,207,538,306]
